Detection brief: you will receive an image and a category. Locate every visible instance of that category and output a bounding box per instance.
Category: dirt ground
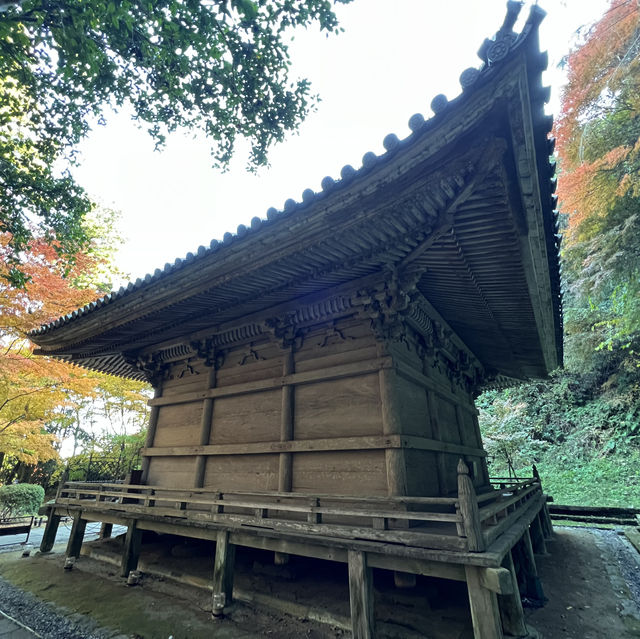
[0,526,639,638]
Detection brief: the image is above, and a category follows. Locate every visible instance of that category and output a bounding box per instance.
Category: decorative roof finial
[477,1,524,67]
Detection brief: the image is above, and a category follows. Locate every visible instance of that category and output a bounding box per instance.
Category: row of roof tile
[31,3,549,338]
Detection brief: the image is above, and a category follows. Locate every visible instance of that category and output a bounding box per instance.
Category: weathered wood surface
[121,520,142,577]
[66,514,86,559]
[498,550,528,637]
[457,459,485,552]
[465,565,504,639]
[212,529,235,616]
[348,550,375,639]
[54,475,547,567]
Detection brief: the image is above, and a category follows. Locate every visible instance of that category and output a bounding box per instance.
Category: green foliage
[479,347,640,507]
[0,0,349,285]
[481,2,640,508]
[534,451,640,508]
[0,482,45,519]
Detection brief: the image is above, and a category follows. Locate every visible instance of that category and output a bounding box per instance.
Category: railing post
[458,459,486,552]
[533,464,554,538]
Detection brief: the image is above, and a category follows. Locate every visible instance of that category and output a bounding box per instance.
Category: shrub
[0,483,45,520]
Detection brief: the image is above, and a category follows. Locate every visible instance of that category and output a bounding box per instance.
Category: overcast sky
[72,0,610,286]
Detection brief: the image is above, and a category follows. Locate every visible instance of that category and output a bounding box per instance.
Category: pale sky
[72,0,610,286]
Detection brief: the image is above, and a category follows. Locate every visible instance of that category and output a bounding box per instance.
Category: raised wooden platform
[41,464,553,638]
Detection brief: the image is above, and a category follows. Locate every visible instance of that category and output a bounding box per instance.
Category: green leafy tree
[555,0,640,354]
[0,0,350,285]
[478,2,640,506]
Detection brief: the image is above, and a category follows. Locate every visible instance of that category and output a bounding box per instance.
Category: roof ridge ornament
[478,0,524,66]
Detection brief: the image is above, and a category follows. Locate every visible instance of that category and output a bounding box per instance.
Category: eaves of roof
[30,2,562,376]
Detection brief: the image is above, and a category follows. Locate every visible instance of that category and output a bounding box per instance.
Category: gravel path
[0,574,109,639]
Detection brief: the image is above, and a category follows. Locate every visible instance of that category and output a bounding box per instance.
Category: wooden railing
[52,461,545,554]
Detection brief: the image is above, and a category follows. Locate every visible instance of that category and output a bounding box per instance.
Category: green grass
[492,448,640,508]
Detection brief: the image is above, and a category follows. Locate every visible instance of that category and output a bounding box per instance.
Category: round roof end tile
[362,152,377,169]
[459,67,480,89]
[408,113,424,132]
[430,94,448,114]
[340,165,356,180]
[321,176,335,191]
[383,133,399,151]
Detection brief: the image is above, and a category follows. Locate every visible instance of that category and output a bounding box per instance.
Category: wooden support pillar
[275,347,295,567]
[348,550,374,639]
[378,366,407,496]
[278,347,295,492]
[212,530,236,617]
[40,510,61,553]
[120,520,142,578]
[472,410,491,486]
[498,551,528,638]
[529,512,547,555]
[195,366,217,488]
[99,522,113,539]
[541,503,554,539]
[515,529,545,602]
[458,459,485,552]
[427,389,448,495]
[66,514,87,559]
[141,381,163,484]
[465,565,504,639]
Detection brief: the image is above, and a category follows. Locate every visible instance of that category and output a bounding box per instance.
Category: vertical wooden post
[141,381,163,484]
[465,565,504,639]
[529,512,547,554]
[212,530,236,617]
[99,522,113,539]
[278,347,295,492]
[498,551,528,637]
[378,366,407,496]
[66,513,87,559]
[515,529,545,601]
[541,503,554,539]
[120,520,142,578]
[458,459,485,551]
[472,410,491,486]
[348,550,374,639]
[40,510,61,553]
[275,347,295,566]
[195,366,217,488]
[427,390,448,494]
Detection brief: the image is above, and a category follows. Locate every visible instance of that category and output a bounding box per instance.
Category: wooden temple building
[32,3,561,638]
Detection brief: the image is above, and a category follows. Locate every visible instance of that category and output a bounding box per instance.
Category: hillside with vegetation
[479,0,640,507]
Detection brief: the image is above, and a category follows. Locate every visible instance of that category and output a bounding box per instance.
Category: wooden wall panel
[434,399,460,444]
[147,456,194,488]
[154,401,202,447]
[162,361,210,397]
[395,377,431,438]
[203,454,279,491]
[404,450,441,497]
[216,341,283,387]
[458,408,480,448]
[210,390,281,444]
[295,374,382,440]
[295,319,377,373]
[292,450,387,495]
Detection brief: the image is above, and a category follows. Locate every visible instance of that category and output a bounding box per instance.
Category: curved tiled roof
[30,1,562,385]
[31,2,558,337]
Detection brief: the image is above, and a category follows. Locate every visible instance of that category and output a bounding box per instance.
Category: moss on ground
[0,551,253,639]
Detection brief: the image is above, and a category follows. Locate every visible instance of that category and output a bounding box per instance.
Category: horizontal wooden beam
[142,434,486,459]
[480,567,513,595]
[393,359,478,411]
[149,357,393,407]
